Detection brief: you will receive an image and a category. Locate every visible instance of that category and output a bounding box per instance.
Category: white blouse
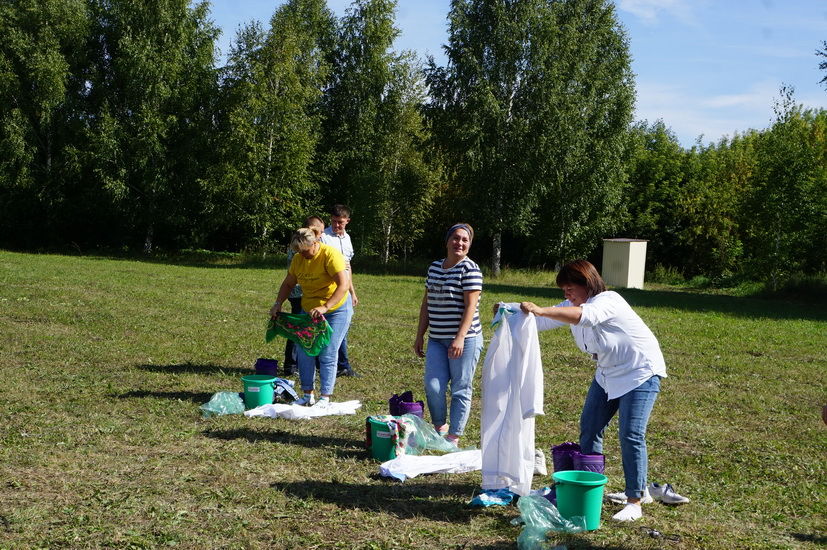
[535,291,666,399]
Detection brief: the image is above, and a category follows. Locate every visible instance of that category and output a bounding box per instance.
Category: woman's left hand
[520,301,539,315]
[448,337,465,359]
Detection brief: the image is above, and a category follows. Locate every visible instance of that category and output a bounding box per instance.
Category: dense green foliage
[426,0,634,274]
[0,0,825,285]
[622,100,827,281]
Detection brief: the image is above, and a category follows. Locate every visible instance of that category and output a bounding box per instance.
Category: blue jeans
[579,375,661,500]
[296,295,353,396]
[424,334,483,437]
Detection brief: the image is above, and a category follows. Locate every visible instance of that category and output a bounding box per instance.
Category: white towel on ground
[379,449,482,481]
[244,400,362,420]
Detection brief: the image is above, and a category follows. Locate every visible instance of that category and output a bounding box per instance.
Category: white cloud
[617,0,698,25]
[701,81,780,110]
[633,81,777,146]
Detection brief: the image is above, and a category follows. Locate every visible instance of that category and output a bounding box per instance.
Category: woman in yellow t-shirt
[270,227,353,407]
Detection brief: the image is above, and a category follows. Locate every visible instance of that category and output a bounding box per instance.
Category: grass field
[1,250,825,549]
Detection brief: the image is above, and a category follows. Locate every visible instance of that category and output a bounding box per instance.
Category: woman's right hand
[269,302,281,319]
[413,335,425,358]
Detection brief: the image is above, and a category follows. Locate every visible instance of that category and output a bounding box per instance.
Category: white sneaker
[292,394,315,406]
[311,396,330,409]
[605,487,653,505]
[611,503,643,522]
[534,449,548,476]
[649,483,690,505]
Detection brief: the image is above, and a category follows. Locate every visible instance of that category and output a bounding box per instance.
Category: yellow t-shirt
[288,243,348,312]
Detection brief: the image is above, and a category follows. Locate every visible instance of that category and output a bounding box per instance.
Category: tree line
[1,0,825,285]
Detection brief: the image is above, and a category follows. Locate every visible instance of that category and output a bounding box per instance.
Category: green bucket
[552,470,608,531]
[241,375,277,409]
[367,417,397,461]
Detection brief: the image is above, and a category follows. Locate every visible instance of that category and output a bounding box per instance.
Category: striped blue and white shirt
[425,257,483,339]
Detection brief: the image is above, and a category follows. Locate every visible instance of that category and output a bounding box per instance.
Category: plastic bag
[200,391,245,418]
[400,413,466,454]
[265,313,332,356]
[469,488,516,507]
[515,494,586,549]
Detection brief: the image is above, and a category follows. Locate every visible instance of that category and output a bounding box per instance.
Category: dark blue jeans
[282,297,303,372]
[579,375,661,499]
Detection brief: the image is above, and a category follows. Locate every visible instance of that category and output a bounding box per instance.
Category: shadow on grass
[80,249,287,270]
[203,427,358,450]
[79,248,429,274]
[791,532,827,545]
[271,478,481,522]
[484,284,825,322]
[116,389,215,403]
[136,362,252,376]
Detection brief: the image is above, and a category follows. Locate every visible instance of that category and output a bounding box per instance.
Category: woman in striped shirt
[413,223,483,446]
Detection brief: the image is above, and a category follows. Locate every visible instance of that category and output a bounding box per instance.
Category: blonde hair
[290,227,317,252]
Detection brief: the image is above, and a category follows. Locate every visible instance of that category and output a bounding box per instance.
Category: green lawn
[1,250,825,549]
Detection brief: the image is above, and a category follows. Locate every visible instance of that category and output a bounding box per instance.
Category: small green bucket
[241,375,277,409]
[367,417,397,461]
[552,470,608,531]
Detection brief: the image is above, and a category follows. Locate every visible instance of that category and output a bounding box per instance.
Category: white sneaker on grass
[312,396,330,409]
[292,394,315,406]
[611,503,643,522]
[533,449,548,476]
[649,482,690,505]
[605,487,653,505]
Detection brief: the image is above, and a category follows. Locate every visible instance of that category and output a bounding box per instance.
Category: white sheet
[244,400,362,419]
[378,450,482,481]
[480,303,544,496]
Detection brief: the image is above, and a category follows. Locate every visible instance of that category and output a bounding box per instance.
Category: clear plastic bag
[515,494,586,549]
[400,413,466,454]
[200,391,245,418]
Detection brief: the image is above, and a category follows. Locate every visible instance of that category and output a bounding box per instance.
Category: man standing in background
[321,204,359,377]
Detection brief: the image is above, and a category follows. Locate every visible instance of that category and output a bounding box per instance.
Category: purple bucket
[397,400,424,418]
[389,391,425,418]
[572,452,605,474]
[254,357,279,376]
[551,442,581,472]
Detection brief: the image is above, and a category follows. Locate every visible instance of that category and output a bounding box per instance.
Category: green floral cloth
[265,312,332,357]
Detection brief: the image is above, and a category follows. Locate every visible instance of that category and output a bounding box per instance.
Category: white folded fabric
[244,400,362,419]
[379,449,482,481]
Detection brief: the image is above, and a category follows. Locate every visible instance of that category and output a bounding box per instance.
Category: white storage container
[601,239,647,289]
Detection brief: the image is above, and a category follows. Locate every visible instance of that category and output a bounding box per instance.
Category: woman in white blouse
[520,259,666,522]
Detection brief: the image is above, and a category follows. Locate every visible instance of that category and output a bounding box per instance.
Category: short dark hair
[330,204,351,218]
[556,260,606,297]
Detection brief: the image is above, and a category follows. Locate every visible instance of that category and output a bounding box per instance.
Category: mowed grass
[1,250,825,550]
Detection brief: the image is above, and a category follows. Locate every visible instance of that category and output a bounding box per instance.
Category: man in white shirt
[320,204,359,377]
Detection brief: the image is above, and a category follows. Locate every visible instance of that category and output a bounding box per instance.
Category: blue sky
[206,0,827,148]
